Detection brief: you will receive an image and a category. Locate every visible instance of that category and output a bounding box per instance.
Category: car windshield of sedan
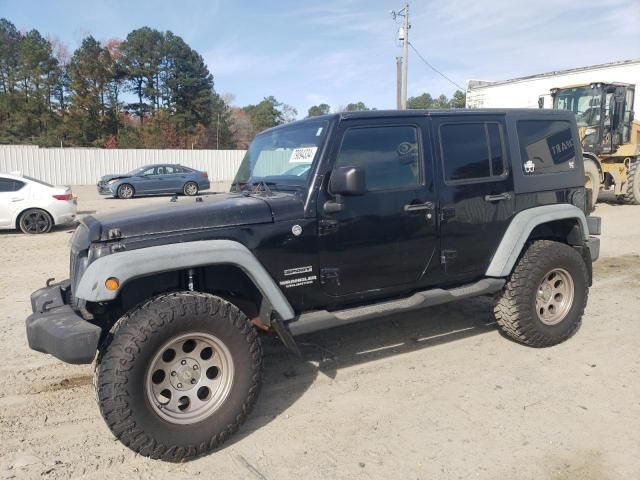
[126,166,153,176]
[232,120,329,190]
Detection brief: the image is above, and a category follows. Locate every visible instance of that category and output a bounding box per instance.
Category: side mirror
[329,166,366,196]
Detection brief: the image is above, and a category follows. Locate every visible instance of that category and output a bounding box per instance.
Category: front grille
[69,250,89,307]
[69,224,91,305]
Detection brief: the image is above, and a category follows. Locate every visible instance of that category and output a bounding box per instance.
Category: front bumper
[97,182,115,195]
[25,281,101,364]
[586,214,600,262]
[586,236,600,262]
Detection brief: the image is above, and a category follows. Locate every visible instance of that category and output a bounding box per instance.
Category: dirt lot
[0,187,639,479]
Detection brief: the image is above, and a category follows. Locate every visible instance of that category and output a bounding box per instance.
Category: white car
[0,173,77,234]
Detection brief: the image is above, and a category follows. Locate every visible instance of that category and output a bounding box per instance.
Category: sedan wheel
[117,183,135,199]
[19,208,53,234]
[184,182,199,196]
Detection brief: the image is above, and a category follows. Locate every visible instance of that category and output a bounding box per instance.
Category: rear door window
[517,120,576,175]
[335,125,421,191]
[439,122,507,183]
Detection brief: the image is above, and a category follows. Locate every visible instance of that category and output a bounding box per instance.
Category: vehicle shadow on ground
[230,296,498,446]
[0,225,76,236]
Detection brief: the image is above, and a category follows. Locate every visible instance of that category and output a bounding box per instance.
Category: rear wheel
[117,183,135,199]
[183,181,199,196]
[18,208,53,234]
[621,160,640,205]
[583,158,600,206]
[95,292,262,461]
[494,240,588,347]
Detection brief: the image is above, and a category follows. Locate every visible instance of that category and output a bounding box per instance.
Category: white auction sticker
[289,146,318,163]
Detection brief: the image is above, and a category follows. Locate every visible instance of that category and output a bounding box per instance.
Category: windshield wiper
[250,180,276,196]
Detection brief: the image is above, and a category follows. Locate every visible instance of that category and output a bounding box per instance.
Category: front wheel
[494,240,588,347]
[183,181,199,196]
[583,158,600,206]
[95,292,263,461]
[117,183,135,199]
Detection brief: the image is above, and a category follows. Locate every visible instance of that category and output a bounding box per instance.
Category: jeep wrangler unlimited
[26,109,600,461]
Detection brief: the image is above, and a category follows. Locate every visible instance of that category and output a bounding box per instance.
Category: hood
[100,174,129,182]
[85,192,277,241]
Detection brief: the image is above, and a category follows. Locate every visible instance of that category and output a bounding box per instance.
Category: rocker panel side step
[288,278,505,336]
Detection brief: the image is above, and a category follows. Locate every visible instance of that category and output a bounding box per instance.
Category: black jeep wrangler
[26,109,601,461]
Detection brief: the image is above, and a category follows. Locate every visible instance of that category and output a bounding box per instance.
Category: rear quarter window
[0,178,25,192]
[517,120,577,175]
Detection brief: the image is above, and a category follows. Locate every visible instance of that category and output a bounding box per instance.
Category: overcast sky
[1,0,639,116]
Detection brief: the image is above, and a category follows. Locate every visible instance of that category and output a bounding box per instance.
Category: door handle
[484,193,512,202]
[11,197,23,202]
[404,201,434,212]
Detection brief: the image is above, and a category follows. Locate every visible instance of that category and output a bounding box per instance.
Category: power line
[408,42,465,91]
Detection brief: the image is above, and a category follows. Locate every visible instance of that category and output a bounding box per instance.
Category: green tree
[119,27,163,123]
[407,90,466,109]
[14,29,60,142]
[243,96,284,133]
[0,19,22,142]
[307,103,330,117]
[66,36,117,145]
[344,101,369,112]
[407,92,434,109]
[449,90,466,108]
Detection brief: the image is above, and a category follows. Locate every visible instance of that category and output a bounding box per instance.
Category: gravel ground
[0,187,638,479]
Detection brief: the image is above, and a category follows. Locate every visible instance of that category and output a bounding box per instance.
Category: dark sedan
[97,164,210,199]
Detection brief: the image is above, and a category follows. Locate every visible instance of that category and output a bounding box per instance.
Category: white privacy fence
[0,145,246,186]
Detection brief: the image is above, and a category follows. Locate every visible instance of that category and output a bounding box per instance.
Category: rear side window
[439,122,506,183]
[517,120,576,175]
[335,125,421,191]
[0,178,25,192]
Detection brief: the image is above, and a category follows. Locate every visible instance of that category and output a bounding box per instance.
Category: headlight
[584,127,596,136]
[107,179,118,185]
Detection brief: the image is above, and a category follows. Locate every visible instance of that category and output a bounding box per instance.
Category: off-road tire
[583,158,600,205]
[183,181,199,196]
[621,160,640,205]
[117,183,135,199]
[94,292,263,461]
[494,240,588,347]
[18,208,53,234]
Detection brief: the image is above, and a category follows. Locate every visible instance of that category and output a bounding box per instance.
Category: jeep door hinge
[318,219,338,236]
[440,249,457,265]
[320,268,341,286]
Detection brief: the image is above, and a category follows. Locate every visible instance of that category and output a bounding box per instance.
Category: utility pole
[391,3,410,109]
[396,57,403,109]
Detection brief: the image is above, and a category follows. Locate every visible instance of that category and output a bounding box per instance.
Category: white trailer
[466,59,640,112]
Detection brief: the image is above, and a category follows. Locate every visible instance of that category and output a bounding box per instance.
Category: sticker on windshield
[289,146,318,163]
[316,127,323,136]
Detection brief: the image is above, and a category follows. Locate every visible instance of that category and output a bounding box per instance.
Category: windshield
[232,120,329,189]
[126,166,148,176]
[553,86,603,127]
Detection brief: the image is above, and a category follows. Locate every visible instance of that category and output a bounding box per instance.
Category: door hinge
[320,268,341,286]
[319,219,339,236]
[440,249,457,265]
